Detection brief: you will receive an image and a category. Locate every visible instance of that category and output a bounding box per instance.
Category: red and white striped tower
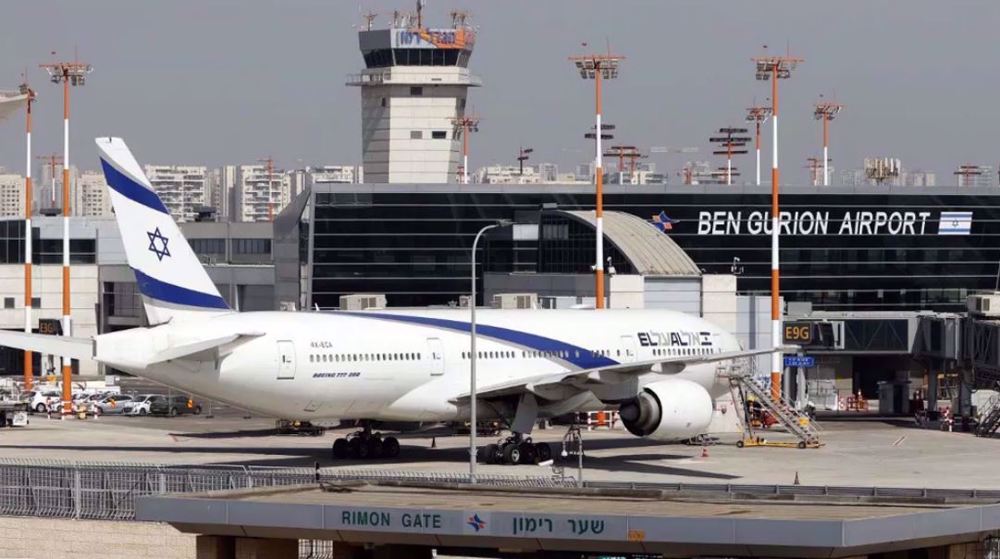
[20,82,36,391]
[752,50,802,401]
[813,99,843,186]
[41,58,92,416]
[570,51,624,309]
[745,105,771,186]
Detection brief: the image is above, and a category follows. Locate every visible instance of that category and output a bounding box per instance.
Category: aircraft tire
[479,443,499,464]
[519,442,538,464]
[332,438,350,459]
[349,437,363,458]
[368,438,383,458]
[534,442,552,463]
[502,443,522,465]
[382,436,400,458]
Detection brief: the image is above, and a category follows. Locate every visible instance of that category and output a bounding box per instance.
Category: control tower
[348,6,480,184]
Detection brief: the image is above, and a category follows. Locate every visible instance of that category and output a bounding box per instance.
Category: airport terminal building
[278,182,999,312]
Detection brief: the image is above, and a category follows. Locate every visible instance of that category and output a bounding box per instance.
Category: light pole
[20,82,36,391]
[752,49,801,401]
[814,99,843,186]
[469,219,512,483]
[745,105,772,186]
[41,57,92,416]
[570,51,623,309]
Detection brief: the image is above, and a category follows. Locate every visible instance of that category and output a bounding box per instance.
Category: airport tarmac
[0,415,992,488]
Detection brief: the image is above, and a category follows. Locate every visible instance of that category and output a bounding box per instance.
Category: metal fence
[0,459,574,521]
[2,458,999,524]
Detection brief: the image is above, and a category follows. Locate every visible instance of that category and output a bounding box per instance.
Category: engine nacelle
[618,378,714,441]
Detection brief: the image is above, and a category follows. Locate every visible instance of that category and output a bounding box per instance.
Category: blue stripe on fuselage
[133,269,230,310]
[341,312,619,370]
[100,158,171,215]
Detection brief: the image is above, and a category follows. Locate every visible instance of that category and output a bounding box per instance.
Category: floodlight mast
[451,114,480,184]
[752,50,802,401]
[710,128,750,186]
[40,57,92,416]
[570,52,624,309]
[20,81,36,391]
[814,100,844,186]
[745,105,772,186]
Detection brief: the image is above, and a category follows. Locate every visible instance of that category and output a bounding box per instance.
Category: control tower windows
[362,49,393,68]
[390,49,461,67]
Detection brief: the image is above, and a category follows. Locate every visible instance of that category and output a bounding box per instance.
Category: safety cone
[701,447,709,458]
[794,471,800,485]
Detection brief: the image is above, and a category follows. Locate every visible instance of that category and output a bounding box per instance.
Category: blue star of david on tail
[147,227,171,261]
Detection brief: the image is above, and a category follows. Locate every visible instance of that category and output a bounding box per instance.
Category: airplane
[0,137,785,465]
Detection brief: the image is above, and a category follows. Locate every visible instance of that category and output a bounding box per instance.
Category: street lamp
[469,219,512,483]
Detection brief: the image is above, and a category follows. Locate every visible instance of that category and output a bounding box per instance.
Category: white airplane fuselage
[96,308,740,422]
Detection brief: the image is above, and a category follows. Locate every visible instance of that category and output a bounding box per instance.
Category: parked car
[91,394,135,415]
[122,394,162,416]
[149,395,202,417]
[24,390,63,413]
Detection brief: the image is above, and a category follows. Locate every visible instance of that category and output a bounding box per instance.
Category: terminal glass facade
[302,185,1000,311]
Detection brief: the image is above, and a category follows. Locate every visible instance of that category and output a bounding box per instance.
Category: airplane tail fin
[95,138,231,324]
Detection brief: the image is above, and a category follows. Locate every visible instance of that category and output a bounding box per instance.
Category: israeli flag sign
[938,211,972,235]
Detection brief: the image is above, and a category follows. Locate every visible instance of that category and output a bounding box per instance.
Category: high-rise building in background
[348,11,480,183]
[475,165,541,184]
[538,163,559,183]
[144,165,211,223]
[0,174,24,218]
[74,171,112,217]
[234,164,292,222]
[39,164,77,212]
[308,165,362,185]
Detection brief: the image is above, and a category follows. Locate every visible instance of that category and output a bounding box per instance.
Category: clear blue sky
[2,0,999,184]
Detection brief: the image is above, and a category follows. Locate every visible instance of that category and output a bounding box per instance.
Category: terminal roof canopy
[555,210,701,277]
[0,91,27,123]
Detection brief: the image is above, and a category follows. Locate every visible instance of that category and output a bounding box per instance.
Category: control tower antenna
[745,103,772,186]
[40,53,93,417]
[570,48,625,310]
[363,11,377,31]
[710,127,750,186]
[19,79,36,391]
[451,113,480,184]
[416,0,425,29]
[516,146,533,176]
[813,96,844,186]
[752,45,802,401]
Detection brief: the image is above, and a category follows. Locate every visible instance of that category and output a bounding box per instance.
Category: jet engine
[618,378,714,441]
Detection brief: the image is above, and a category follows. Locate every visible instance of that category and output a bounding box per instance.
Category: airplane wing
[0,330,93,360]
[451,346,793,403]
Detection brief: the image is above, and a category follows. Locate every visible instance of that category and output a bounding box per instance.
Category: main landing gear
[331,425,400,460]
[477,433,552,466]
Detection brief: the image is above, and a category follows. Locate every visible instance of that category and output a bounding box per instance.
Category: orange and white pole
[61,76,72,416]
[462,121,470,185]
[822,115,830,186]
[593,64,605,309]
[754,121,762,186]
[769,65,782,401]
[23,88,35,391]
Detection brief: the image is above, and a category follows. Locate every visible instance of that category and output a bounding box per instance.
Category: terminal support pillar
[235,537,298,559]
[196,535,234,559]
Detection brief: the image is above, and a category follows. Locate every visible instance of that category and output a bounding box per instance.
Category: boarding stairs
[975,393,1000,438]
[720,361,823,449]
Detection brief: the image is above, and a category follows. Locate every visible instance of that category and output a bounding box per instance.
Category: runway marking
[892,436,906,446]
